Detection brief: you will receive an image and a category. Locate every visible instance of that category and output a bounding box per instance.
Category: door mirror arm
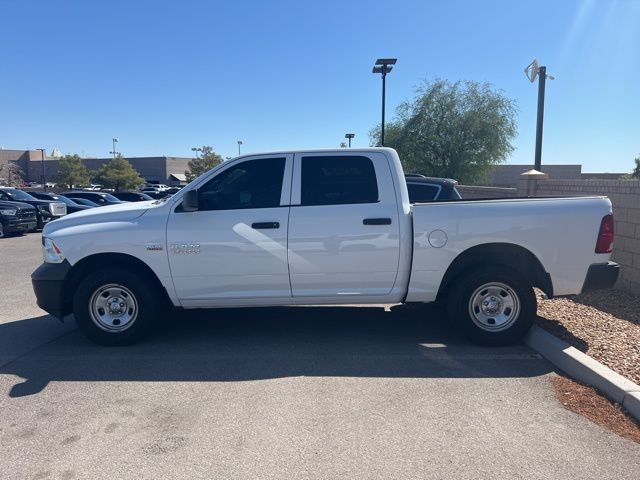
[182,189,199,212]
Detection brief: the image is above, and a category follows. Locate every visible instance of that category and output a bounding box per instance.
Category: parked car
[139,187,167,199]
[63,196,100,207]
[111,191,154,202]
[405,174,462,203]
[60,191,126,206]
[144,183,169,191]
[29,192,94,214]
[33,147,618,346]
[0,200,37,237]
[0,188,67,230]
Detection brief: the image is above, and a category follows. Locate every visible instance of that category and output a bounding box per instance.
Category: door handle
[363,218,392,225]
[251,222,280,229]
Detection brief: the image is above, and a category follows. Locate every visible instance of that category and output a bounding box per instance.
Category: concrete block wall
[486,164,582,187]
[457,185,518,199]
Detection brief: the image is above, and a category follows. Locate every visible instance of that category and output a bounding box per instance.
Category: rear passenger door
[287,152,400,298]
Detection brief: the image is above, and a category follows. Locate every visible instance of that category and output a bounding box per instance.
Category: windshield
[49,195,78,206]
[2,189,38,201]
[101,193,121,202]
[68,197,99,206]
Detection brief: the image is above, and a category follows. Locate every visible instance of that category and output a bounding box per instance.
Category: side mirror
[182,189,199,212]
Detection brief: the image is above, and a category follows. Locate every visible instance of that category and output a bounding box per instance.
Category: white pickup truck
[32,148,619,346]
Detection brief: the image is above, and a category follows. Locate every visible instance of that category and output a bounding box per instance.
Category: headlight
[0,208,17,216]
[37,205,50,213]
[43,237,65,264]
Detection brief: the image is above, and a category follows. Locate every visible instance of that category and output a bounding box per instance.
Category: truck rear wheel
[446,266,536,345]
[73,268,158,346]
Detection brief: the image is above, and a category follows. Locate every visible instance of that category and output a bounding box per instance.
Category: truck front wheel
[73,268,158,346]
[446,266,536,346]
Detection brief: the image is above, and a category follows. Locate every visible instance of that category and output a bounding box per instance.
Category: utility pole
[110,138,119,159]
[36,148,46,191]
[345,133,355,147]
[525,59,555,171]
[372,58,396,147]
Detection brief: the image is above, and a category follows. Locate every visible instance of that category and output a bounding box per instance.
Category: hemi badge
[145,243,164,251]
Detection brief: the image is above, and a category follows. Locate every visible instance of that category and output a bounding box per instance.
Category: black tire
[0,222,4,238]
[73,267,159,346]
[446,266,536,346]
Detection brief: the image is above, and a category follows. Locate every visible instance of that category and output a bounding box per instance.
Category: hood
[43,199,159,235]
[0,200,35,210]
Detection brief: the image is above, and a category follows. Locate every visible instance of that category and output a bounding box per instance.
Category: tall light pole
[191,147,202,159]
[345,133,355,147]
[524,59,555,171]
[36,148,46,191]
[372,58,397,147]
[110,138,119,159]
[237,140,243,156]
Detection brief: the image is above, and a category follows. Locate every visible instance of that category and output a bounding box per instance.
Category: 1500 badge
[170,243,201,254]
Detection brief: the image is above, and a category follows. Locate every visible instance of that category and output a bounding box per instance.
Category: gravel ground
[551,375,640,443]
[536,289,640,385]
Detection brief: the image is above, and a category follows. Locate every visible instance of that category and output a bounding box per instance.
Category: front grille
[17,209,36,219]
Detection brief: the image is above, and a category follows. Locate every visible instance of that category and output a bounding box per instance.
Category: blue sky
[1,0,638,172]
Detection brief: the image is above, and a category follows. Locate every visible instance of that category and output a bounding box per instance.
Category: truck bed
[406,196,613,302]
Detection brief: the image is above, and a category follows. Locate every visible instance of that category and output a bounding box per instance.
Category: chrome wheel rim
[468,282,520,332]
[89,283,138,332]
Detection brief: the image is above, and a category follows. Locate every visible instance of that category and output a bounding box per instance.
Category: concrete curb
[524,325,640,421]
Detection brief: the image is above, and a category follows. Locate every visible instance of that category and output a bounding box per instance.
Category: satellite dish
[524,58,540,83]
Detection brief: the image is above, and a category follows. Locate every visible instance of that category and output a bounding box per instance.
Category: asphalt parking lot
[1,233,639,479]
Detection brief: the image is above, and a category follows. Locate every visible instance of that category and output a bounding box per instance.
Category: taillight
[595,214,614,253]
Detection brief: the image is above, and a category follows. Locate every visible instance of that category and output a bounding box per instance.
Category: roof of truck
[227,147,397,160]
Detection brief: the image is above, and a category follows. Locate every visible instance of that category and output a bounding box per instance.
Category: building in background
[0,149,191,186]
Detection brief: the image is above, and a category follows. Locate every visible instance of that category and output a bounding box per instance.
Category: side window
[407,183,440,203]
[301,156,378,206]
[198,157,286,211]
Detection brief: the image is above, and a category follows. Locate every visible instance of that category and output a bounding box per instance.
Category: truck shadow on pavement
[1,304,551,397]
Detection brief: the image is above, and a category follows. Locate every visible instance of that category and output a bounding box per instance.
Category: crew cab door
[166,154,293,306]
[287,152,401,297]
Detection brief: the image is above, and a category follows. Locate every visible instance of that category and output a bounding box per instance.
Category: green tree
[370,79,518,184]
[56,154,90,188]
[93,155,144,191]
[0,162,24,186]
[632,155,640,179]
[185,146,223,182]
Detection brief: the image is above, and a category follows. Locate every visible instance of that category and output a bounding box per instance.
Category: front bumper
[581,261,620,293]
[31,260,72,320]
[2,218,37,233]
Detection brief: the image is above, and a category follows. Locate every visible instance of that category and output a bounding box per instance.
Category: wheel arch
[63,252,172,313]
[436,243,553,301]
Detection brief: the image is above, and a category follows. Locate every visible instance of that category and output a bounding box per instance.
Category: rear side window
[301,156,378,206]
[407,183,440,203]
[198,157,286,210]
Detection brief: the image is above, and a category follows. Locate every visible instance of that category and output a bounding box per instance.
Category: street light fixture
[191,147,202,159]
[524,58,555,171]
[110,138,119,159]
[237,140,243,156]
[345,133,355,147]
[372,58,397,147]
[36,148,46,192]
